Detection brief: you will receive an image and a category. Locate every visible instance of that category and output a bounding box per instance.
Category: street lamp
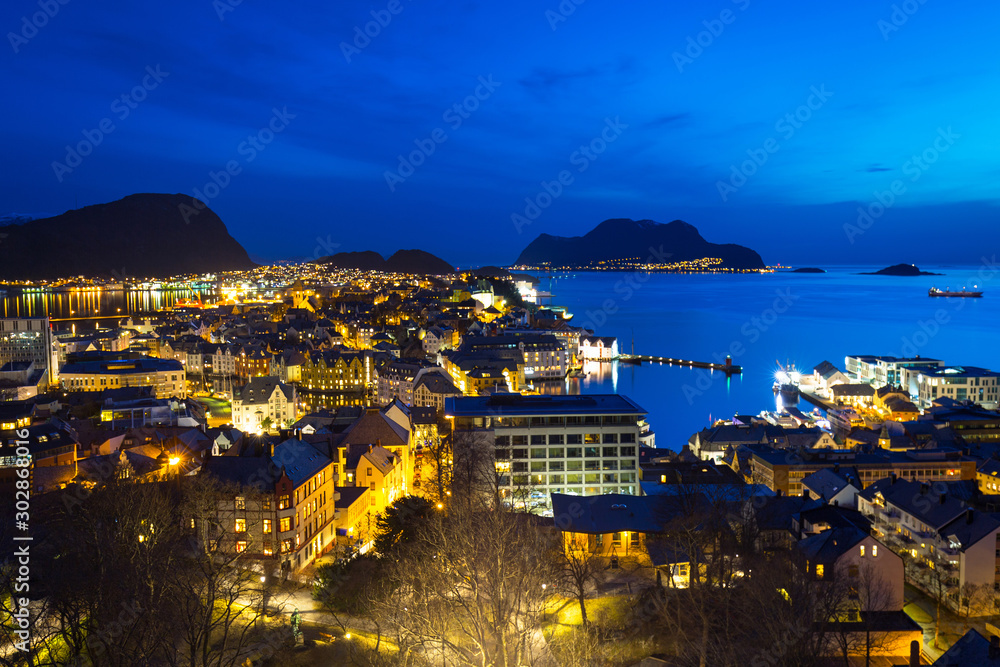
[259,574,269,619]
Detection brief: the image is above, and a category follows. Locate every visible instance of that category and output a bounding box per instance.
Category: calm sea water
[530,264,1000,449]
[0,288,213,323]
[6,266,998,449]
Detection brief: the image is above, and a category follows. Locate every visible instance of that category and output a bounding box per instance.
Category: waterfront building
[579,335,618,361]
[915,366,1000,409]
[845,355,944,395]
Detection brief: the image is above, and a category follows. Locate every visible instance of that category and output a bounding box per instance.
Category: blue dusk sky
[1,0,998,267]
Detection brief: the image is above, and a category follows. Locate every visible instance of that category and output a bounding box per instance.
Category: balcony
[876,508,900,524]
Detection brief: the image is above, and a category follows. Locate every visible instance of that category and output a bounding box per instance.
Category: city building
[199,436,337,574]
[299,350,372,394]
[858,477,1000,604]
[0,317,57,384]
[916,366,1000,409]
[845,355,944,394]
[99,396,204,428]
[412,370,461,415]
[579,335,618,361]
[60,357,186,398]
[231,376,297,433]
[812,360,849,395]
[744,445,976,497]
[376,358,433,405]
[446,393,648,513]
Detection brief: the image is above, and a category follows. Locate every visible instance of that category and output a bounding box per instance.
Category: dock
[617,355,741,375]
[798,388,834,411]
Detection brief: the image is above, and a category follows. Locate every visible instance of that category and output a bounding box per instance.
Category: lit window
[235,540,247,553]
[816,564,824,579]
[860,545,865,557]
[872,545,878,557]
[235,518,246,533]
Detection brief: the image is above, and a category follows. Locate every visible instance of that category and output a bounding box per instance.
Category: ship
[773,361,800,406]
[929,286,983,297]
[827,406,865,432]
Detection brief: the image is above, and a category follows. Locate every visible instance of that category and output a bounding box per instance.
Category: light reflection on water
[1,288,215,328]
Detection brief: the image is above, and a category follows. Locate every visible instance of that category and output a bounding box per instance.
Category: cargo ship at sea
[929,286,983,297]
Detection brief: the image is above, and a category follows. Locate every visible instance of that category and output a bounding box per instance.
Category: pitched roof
[801,468,856,501]
[199,455,279,491]
[272,438,331,487]
[336,409,409,450]
[235,377,294,405]
[929,628,1000,666]
[860,478,967,531]
[549,492,709,535]
[334,485,368,508]
[796,526,869,564]
[414,372,460,395]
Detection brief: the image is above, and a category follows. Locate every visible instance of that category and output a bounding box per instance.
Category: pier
[616,354,741,375]
[798,388,835,411]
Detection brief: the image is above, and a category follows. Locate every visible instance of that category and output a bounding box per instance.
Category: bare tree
[162,476,286,667]
[828,560,898,667]
[451,428,501,510]
[554,534,605,628]
[375,502,559,667]
[31,476,180,667]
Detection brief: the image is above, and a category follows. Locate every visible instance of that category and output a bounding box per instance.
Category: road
[903,582,989,662]
[192,395,232,428]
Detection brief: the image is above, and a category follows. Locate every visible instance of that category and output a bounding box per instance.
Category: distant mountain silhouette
[513,219,765,269]
[790,267,826,273]
[0,193,255,280]
[316,249,453,275]
[861,264,942,276]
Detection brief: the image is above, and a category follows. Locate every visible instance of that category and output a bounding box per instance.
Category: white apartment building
[916,366,1000,409]
[858,477,1000,605]
[446,393,648,514]
[232,376,297,433]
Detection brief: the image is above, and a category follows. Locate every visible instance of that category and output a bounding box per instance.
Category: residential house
[858,477,1000,606]
[231,376,297,433]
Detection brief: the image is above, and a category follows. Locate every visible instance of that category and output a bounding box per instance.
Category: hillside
[513,219,765,270]
[316,249,453,275]
[0,193,255,280]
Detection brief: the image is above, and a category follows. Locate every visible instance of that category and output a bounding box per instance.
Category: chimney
[920,482,928,495]
[891,473,897,485]
[296,428,302,441]
[990,635,1000,659]
[802,489,810,500]
[376,438,382,448]
[967,508,975,524]
[909,639,920,666]
[939,493,947,505]
[368,444,373,453]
